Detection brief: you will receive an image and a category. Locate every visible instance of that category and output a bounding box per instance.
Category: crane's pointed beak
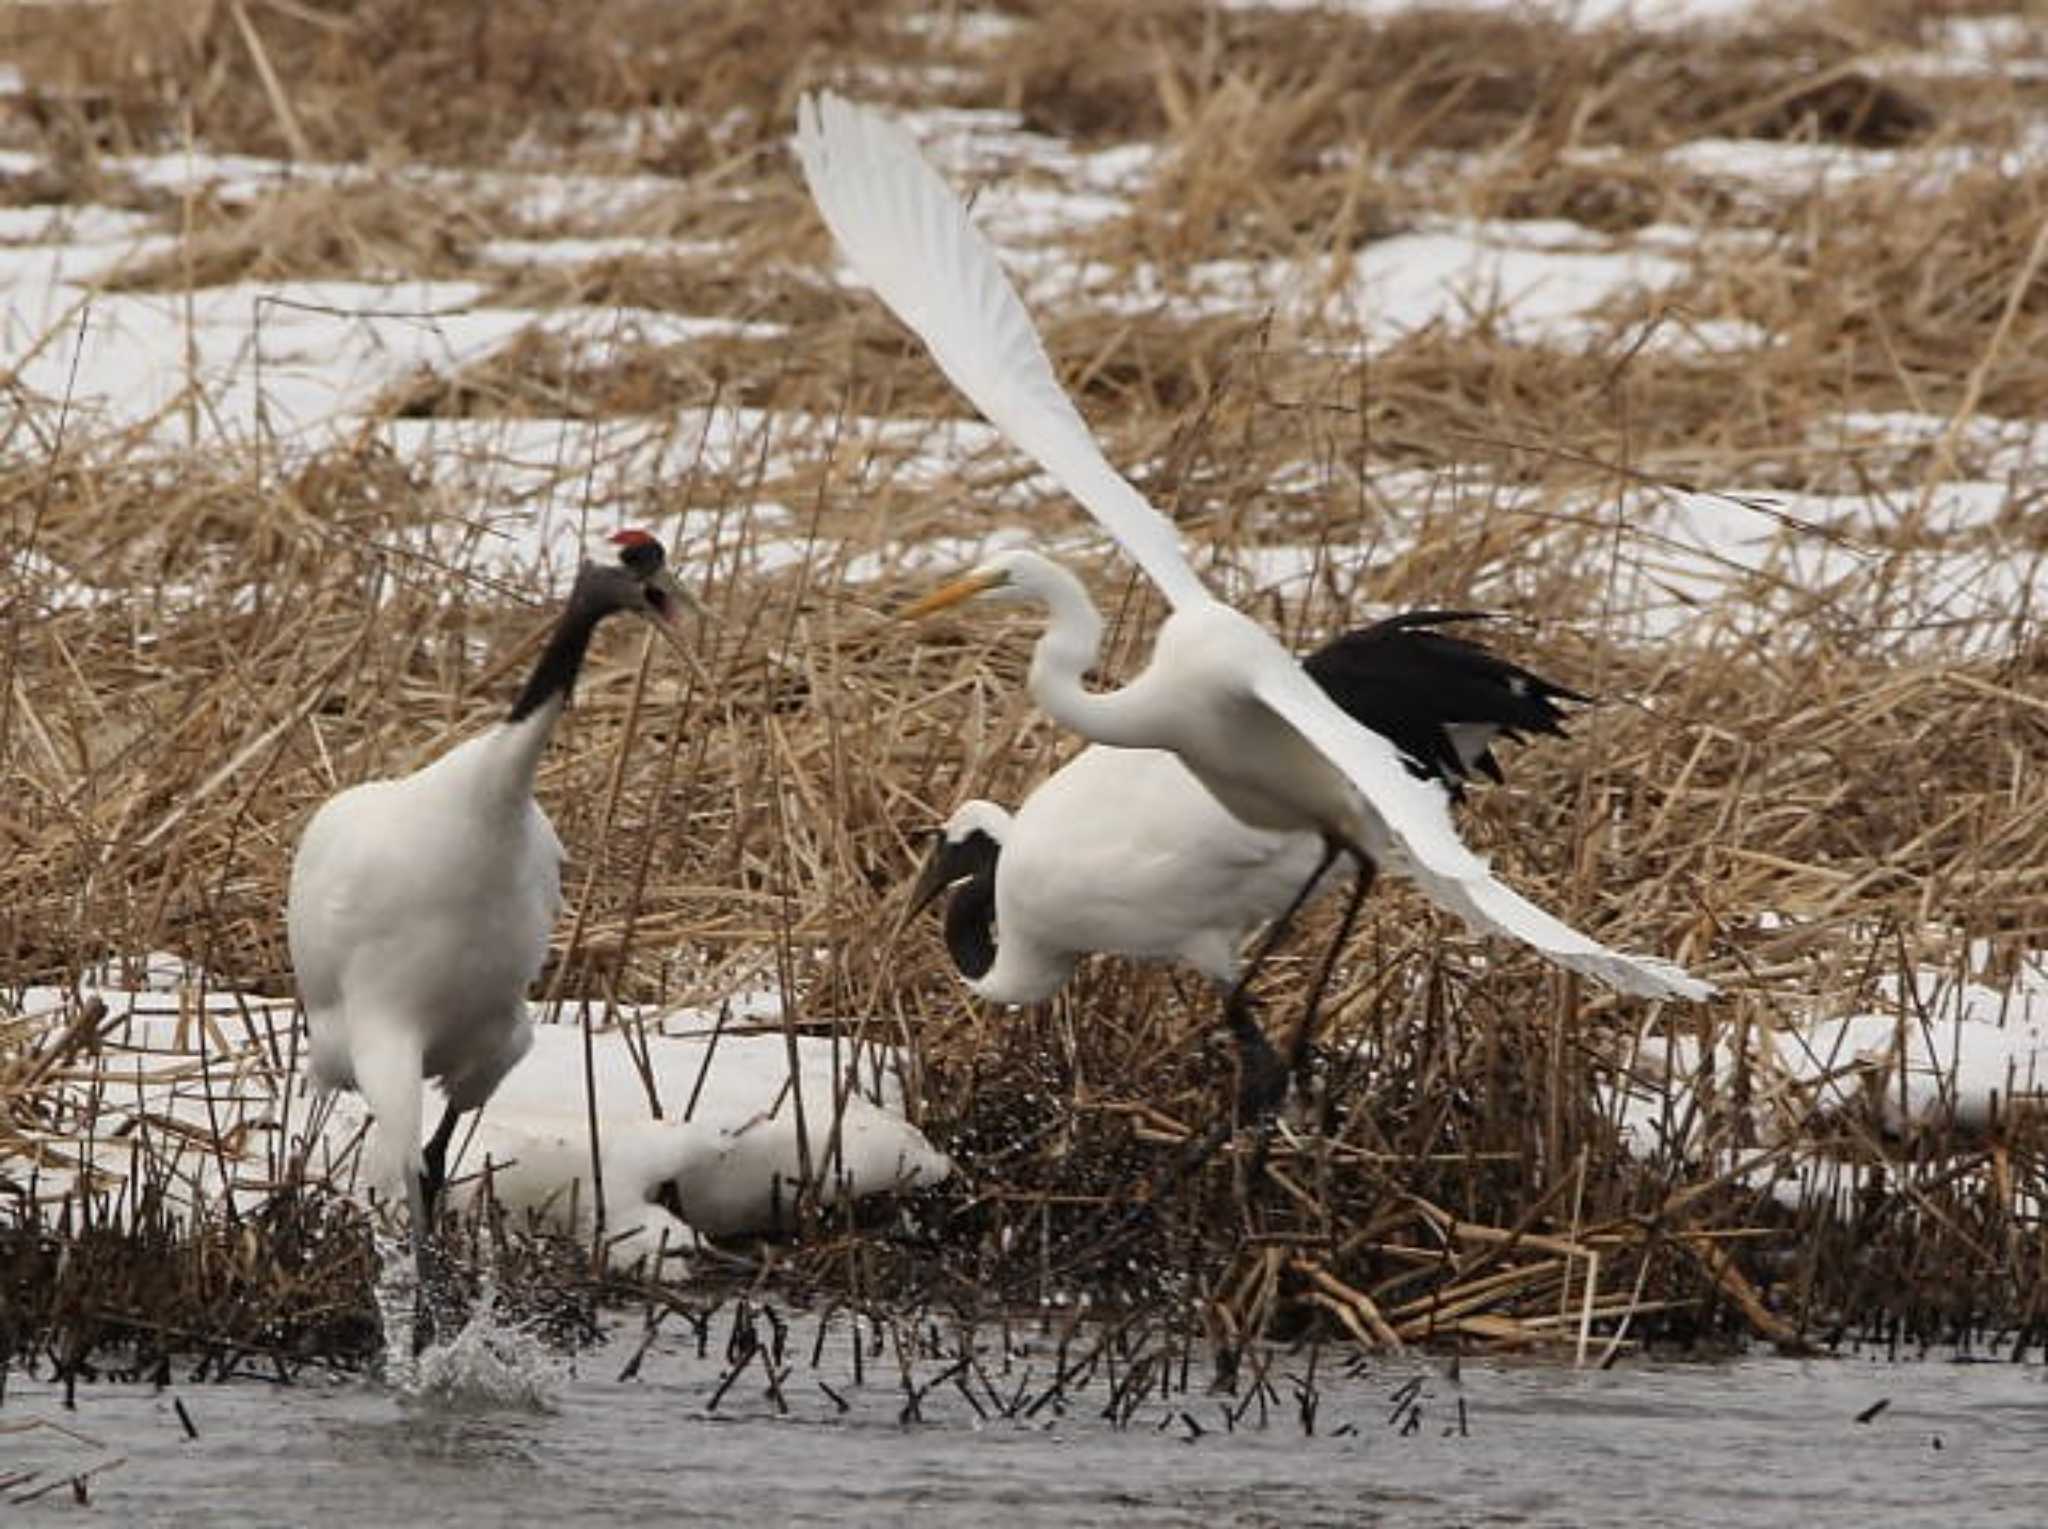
[906,834,967,920]
[637,568,727,693]
[643,568,721,663]
[649,567,704,625]
[899,567,1004,621]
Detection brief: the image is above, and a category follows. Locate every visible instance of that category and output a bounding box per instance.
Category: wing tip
[1594,955,1717,1003]
[790,89,1213,615]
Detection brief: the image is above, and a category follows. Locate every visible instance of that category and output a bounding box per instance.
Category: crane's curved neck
[1024,562,1166,751]
[946,867,1071,1004]
[943,867,997,982]
[496,581,612,789]
[926,817,1072,1002]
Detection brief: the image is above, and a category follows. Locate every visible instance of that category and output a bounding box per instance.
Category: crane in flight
[795,94,1711,1113]
[909,612,1588,1090]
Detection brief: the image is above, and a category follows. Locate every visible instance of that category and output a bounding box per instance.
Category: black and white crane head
[587,528,696,626]
[796,92,1711,1117]
[288,528,697,1288]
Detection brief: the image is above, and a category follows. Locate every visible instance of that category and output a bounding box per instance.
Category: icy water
[5,1316,2045,1527]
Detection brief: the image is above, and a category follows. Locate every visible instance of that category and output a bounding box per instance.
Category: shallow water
[5,1316,2044,1527]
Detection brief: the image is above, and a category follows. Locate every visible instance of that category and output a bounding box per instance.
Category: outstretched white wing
[1252,662,1713,1001]
[793,91,1209,612]
[800,93,1712,1005]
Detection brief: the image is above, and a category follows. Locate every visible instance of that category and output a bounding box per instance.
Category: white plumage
[916,745,1333,1004]
[795,94,1712,1032]
[288,531,693,1273]
[449,1027,954,1266]
[291,731,561,1204]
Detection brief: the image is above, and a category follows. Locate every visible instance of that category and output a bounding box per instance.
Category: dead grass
[0,0,901,167]
[3,0,2046,1366]
[0,0,1985,179]
[996,1,1944,155]
[100,180,489,291]
[7,397,2045,1358]
[481,255,844,328]
[1651,163,2048,427]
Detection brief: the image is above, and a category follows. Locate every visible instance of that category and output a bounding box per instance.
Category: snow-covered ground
[6,83,2042,652]
[11,941,2042,1250]
[1606,948,2048,1216]
[3,958,951,1268]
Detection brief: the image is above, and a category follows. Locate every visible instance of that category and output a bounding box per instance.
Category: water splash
[370,1228,422,1392]
[402,1285,564,1415]
[371,1232,564,1412]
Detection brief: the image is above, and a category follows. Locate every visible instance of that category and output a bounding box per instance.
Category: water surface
[6,1318,2043,1527]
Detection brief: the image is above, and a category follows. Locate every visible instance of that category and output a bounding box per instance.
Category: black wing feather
[1301,610,1589,798]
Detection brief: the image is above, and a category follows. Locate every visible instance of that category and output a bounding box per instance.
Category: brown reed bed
[6,402,2044,1370]
[4,0,2047,1376]
[996,0,1951,158]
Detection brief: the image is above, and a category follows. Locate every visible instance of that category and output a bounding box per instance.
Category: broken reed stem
[1916,209,2048,521]
[228,2,313,163]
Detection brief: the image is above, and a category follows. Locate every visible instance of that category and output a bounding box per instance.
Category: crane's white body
[288,711,561,1211]
[797,93,1712,1003]
[957,744,1334,1003]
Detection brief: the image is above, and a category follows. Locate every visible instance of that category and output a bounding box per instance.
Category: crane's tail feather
[793,92,1207,610]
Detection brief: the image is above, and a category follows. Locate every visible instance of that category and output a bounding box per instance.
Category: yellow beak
[899,568,1004,621]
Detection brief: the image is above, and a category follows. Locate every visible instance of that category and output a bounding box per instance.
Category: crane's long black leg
[1064,842,1356,1282]
[412,1101,464,1349]
[1228,995,1290,1123]
[420,1100,462,1214]
[1222,836,1344,1121]
[404,1159,433,1293]
[1222,837,1341,1026]
[1281,849,1376,1096]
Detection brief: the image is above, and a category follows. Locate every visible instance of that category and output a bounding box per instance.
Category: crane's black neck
[507,580,610,726]
[936,830,1002,981]
[943,872,997,981]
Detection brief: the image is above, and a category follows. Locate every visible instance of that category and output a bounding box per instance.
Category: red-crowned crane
[288,530,695,1277]
[910,610,1587,1001]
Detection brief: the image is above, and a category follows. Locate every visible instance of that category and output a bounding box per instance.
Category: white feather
[1250,666,1714,1000]
[288,727,560,1204]
[451,1028,952,1253]
[793,92,1207,611]
[945,744,1338,1003]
